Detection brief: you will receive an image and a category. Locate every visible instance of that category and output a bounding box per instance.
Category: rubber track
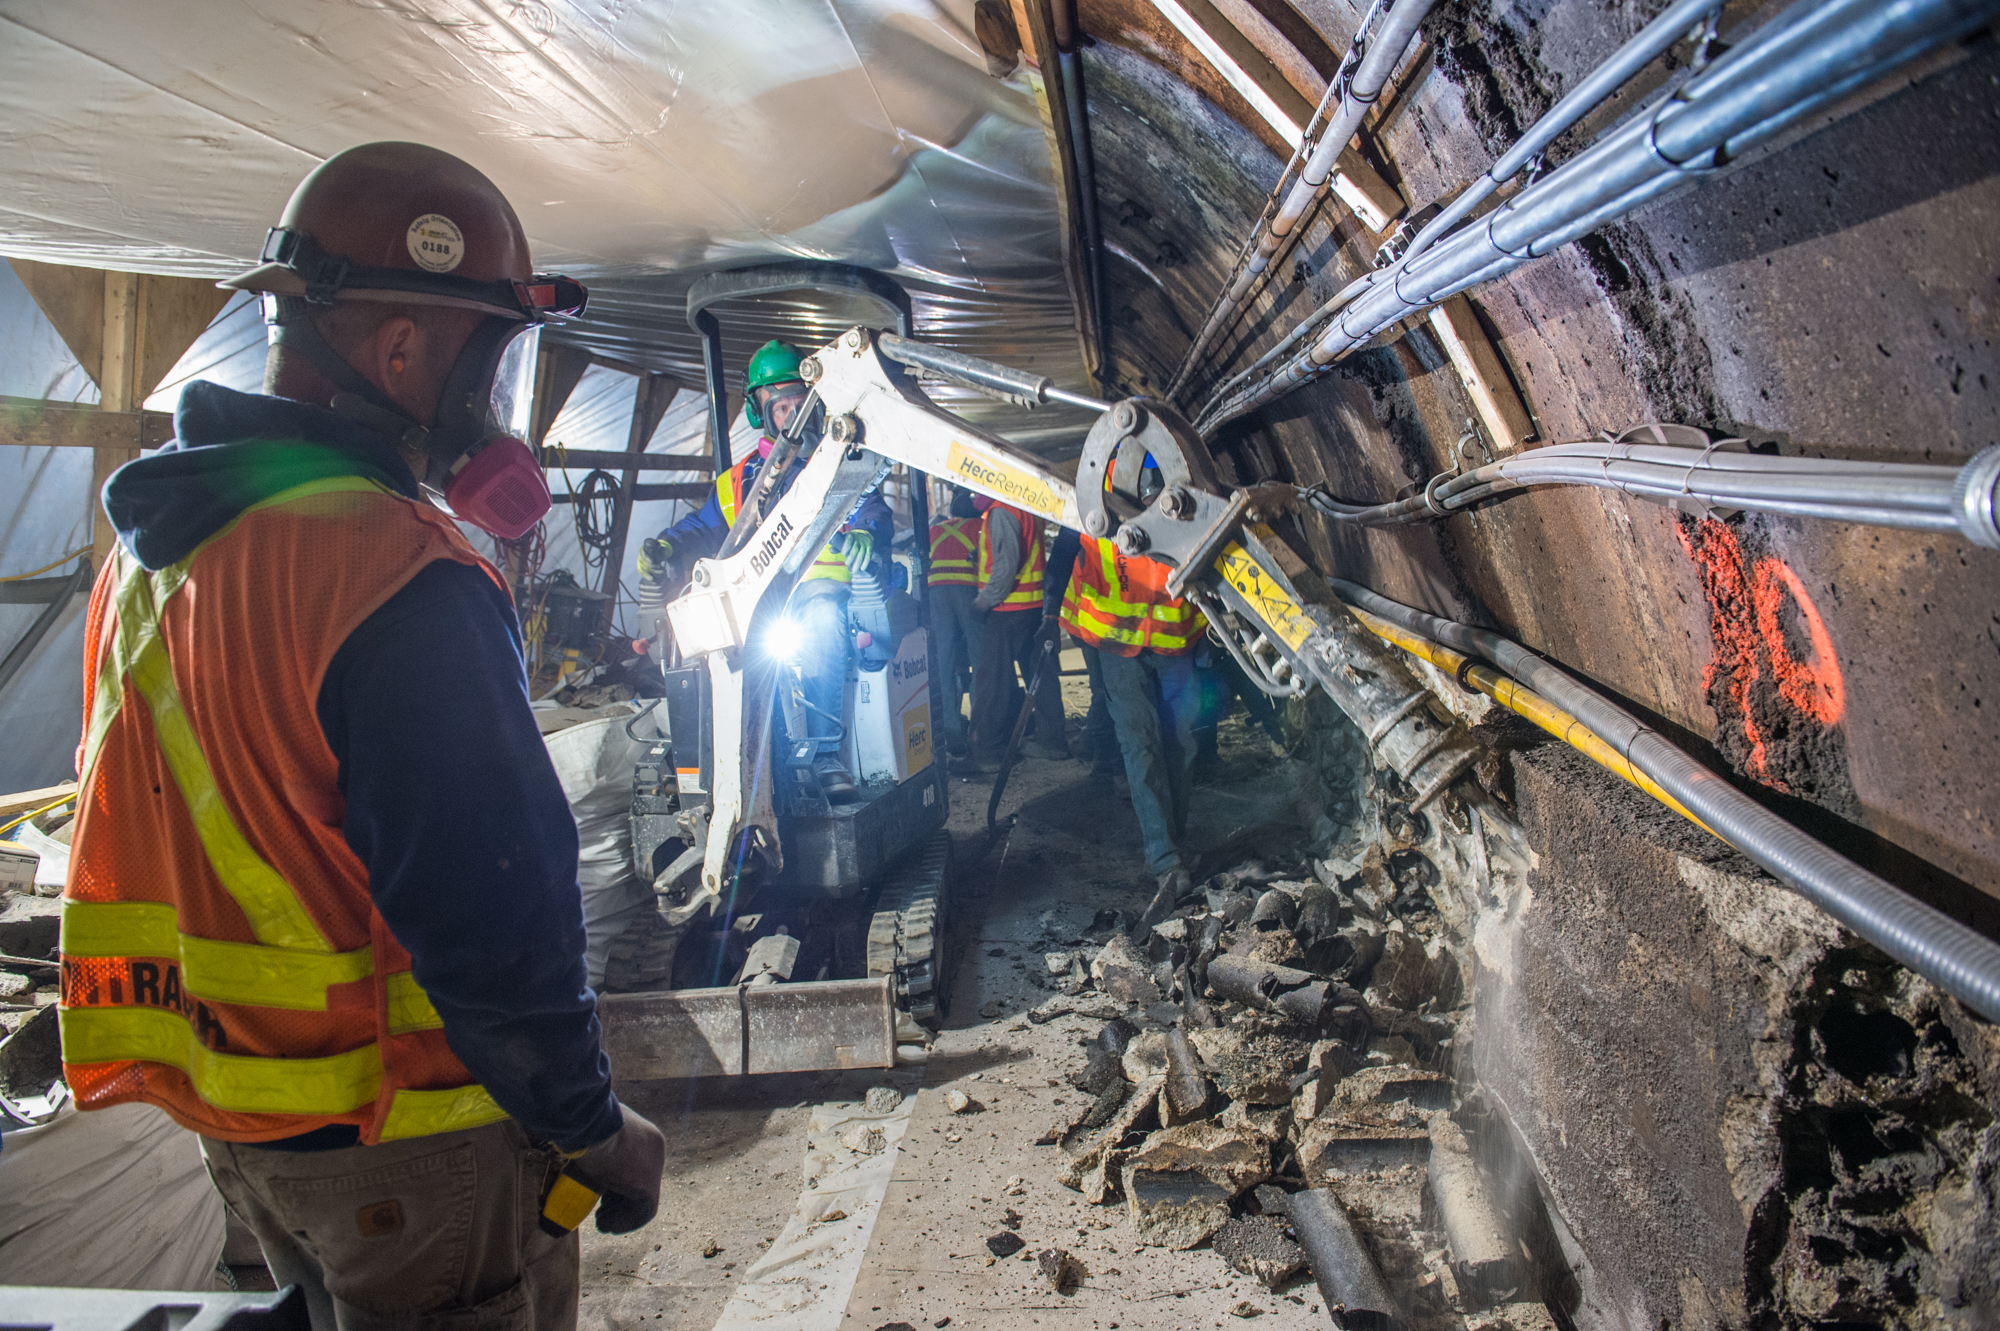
[866,829,953,1028]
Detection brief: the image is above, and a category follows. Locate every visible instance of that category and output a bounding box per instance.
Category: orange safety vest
[977,505,1045,611]
[716,448,849,583]
[1059,534,1206,656]
[927,517,978,588]
[61,475,510,1145]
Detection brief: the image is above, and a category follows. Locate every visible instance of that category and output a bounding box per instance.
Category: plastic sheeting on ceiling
[0,0,1094,451]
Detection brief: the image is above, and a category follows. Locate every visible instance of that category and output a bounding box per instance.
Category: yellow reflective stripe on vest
[801,545,852,584]
[385,971,445,1035]
[379,1083,509,1141]
[59,1004,381,1115]
[61,901,372,1011]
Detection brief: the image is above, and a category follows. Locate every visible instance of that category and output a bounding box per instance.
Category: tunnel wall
[1067,2,2000,1324]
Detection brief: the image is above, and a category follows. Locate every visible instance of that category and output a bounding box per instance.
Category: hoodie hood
[105,381,423,571]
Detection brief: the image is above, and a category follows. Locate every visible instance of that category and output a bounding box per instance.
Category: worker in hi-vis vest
[926,487,983,757]
[635,339,891,798]
[965,493,1069,770]
[1056,462,1208,933]
[63,143,663,1329]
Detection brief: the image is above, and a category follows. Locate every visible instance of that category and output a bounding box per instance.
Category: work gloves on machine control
[838,529,874,576]
[569,1098,668,1234]
[636,537,674,580]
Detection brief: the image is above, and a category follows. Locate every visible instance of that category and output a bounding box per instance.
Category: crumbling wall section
[1482,740,1998,1329]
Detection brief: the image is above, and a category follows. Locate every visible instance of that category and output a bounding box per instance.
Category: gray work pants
[1099,648,1200,876]
[202,1119,580,1331]
[928,584,982,750]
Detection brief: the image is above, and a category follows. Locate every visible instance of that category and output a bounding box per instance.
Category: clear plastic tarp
[0,0,1092,441]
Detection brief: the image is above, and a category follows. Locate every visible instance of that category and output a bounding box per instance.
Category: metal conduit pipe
[1396,0,1724,268]
[1302,432,2000,548]
[1166,0,1434,400]
[1197,0,2000,433]
[1328,578,2000,1023]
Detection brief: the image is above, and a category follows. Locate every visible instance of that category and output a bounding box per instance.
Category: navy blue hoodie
[101,381,621,1153]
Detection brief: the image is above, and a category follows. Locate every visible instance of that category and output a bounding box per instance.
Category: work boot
[1022,738,1071,761]
[1133,867,1193,940]
[955,751,1004,776]
[814,754,860,801]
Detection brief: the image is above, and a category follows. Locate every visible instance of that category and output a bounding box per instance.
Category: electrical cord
[571,469,619,581]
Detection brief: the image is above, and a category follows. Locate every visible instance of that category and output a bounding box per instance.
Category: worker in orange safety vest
[926,487,983,757]
[63,143,663,1329]
[965,494,1068,770]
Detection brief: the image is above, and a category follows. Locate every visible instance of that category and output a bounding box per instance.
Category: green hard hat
[743,339,806,429]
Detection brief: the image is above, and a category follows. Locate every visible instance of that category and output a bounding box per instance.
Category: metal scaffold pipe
[1331,579,2000,1024]
[1197,0,2000,434]
[1165,0,1434,401]
[1301,428,2000,548]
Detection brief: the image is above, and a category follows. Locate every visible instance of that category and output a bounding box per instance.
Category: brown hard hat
[222,142,550,320]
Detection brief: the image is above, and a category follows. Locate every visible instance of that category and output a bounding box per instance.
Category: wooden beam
[8,259,104,385]
[551,483,711,505]
[0,783,76,821]
[135,275,233,399]
[1426,295,1536,453]
[531,343,594,446]
[94,270,143,569]
[1018,0,1103,382]
[538,447,714,473]
[1143,0,1402,230]
[0,397,174,451]
[599,374,679,596]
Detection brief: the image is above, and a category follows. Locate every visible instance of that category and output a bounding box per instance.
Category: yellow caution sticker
[946,442,1065,521]
[1214,541,1313,652]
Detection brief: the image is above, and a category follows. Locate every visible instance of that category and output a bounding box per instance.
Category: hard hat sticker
[406,214,465,273]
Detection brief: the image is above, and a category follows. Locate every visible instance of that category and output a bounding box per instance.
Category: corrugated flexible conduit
[1302,431,2000,548]
[1330,578,2000,1022]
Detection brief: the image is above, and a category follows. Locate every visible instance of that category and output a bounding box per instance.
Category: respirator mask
[245,226,587,539]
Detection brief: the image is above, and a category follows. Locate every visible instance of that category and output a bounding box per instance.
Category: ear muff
[746,387,764,432]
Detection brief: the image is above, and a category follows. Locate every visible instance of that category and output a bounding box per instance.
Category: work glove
[840,529,875,576]
[636,537,673,579]
[568,1099,667,1234]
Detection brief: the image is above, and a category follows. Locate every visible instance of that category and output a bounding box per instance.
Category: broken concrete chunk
[1160,1025,1215,1126]
[1070,1046,1125,1096]
[1091,934,1160,1004]
[1197,1030,1311,1106]
[838,1124,886,1155]
[1216,1097,1293,1145]
[1036,1246,1083,1292]
[1045,950,1076,975]
[1348,845,1398,919]
[1429,1116,1518,1304]
[737,931,801,984]
[1250,889,1298,933]
[1119,1121,1270,1248]
[1213,1214,1307,1289]
[1121,1029,1169,1084]
[1292,1039,1362,1121]
[943,1088,972,1114]
[863,1086,903,1115]
[985,1231,1026,1258]
[1149,917,1190,943]
[1245,928,1306,969]
[1057,1077,1161,1203]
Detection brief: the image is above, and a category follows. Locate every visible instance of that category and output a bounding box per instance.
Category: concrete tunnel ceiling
[3,0,2000,1323]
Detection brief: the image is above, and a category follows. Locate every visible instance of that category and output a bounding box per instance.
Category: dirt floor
[580,674,1331,1330]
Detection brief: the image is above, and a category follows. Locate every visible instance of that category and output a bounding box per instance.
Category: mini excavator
[598,315,1482,1080]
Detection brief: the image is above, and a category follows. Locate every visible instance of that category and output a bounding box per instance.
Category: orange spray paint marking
[1751,559,1845,726]
[1678,518,1777,786]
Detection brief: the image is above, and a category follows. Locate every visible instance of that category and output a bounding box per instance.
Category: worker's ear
[365,315,424,416]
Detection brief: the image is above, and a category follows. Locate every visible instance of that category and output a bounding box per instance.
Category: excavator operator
[636,339,892,798]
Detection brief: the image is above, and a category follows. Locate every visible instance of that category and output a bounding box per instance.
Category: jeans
[1098,649,1200,876]
[1078,643,1119,768]
[928,584,982,751]
[790,589,851,759]
[1195,648,1286,760]
[970,610,1066,760]
[202,1118,579,1330]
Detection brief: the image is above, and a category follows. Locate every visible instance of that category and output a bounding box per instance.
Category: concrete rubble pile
[1027,796,1557,1330]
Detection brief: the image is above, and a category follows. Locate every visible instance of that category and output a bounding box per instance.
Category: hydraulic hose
[1330,579,2000,1023]
[1302,433,2000,547]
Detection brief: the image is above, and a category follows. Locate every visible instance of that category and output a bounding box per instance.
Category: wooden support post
[1144,0,1403,231]
[1426,295,1536,453]
[599,374,679,598]
[94,270,142,569]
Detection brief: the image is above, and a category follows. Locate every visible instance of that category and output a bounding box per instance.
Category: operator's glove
[636,537,673,579]
[840,529,875,576]
[568,1099,667,1234]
